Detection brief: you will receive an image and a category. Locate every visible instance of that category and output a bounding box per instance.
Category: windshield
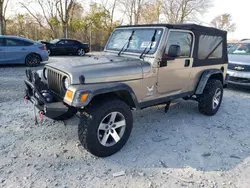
[106,28,163,54]
[228,43,250,55]
[50,39,60,44]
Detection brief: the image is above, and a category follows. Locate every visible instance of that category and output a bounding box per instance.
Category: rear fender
[195,69,224,94]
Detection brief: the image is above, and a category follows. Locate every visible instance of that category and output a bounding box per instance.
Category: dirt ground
[0,57,250,188]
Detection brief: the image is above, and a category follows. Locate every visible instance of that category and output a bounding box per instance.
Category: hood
[46,52,151,84]
[228,54,250,65]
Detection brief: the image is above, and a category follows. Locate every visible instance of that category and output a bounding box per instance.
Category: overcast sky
[204,0,250,40]
[7,0,250,40]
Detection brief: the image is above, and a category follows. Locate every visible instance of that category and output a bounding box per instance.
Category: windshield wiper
[118,30,135,56]
[139,30,157,59]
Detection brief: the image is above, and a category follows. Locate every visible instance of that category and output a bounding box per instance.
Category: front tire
[198,79,223,116]
[78,98,133,157]
[25,54,41,67]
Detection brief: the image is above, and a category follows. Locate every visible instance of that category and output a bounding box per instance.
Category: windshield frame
[228,43,250,55]
[105,27,165,55]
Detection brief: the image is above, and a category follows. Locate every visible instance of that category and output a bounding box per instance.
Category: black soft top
[117,24,227,36]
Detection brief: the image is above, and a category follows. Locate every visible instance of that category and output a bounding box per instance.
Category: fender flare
[70,82,139,108]
[195,69,224,95]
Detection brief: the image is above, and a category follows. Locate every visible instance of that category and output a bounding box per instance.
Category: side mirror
[167,45,181,58]
[160,45,181,67]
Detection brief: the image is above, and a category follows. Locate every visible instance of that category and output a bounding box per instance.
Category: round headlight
[43,68,48,80]
[63,77,69,90]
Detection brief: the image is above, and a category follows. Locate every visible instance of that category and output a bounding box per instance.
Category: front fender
[195,69,224,94]
[65,82,139,108]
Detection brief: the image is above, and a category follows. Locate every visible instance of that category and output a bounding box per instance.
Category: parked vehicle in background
[40,39,90,56]
[227,40,250,87]
[0,36,49,67]
[227,43,235,51]
[24,24,228,157]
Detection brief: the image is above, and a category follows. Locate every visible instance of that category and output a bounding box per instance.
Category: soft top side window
[198,35,223,59]
[165,31,193,58]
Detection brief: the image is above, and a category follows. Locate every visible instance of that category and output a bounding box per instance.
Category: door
[157,30,194,94]
[4,38,32,64]
[65,40,78,53]
[0,38,5,64]
[54,40,68,54]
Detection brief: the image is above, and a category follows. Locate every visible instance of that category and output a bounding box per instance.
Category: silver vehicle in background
[0,36,49,67]
[227,40,250,87]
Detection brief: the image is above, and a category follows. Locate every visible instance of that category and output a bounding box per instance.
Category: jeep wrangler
[24,24,228,157]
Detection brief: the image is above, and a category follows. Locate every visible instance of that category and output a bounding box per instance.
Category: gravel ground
[0,57,250,188]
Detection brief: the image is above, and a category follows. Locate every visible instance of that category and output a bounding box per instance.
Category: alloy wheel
[77,49,85,56]
[212,88,222,109]
[97,112,126,147]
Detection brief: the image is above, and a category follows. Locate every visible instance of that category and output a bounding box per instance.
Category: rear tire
[53,107,77,121]
[77,48,85,56]
[78,98,133,157]
[198,79,223,116]
[47,48,52,56]
[25,54,41,67]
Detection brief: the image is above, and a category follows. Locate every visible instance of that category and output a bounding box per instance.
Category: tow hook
[39,111,45,121]
[24,96,28,104]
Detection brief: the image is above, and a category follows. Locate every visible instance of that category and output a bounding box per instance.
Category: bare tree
[140,0,163,24]
[0,0,10,34]
[119,0,148,25]
[210,13,236,32]
[56,0,76,38]
[162,0,212,24]
[20,0,60,38]
[101,0,119,33]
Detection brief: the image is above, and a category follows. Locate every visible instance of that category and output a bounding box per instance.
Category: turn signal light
[80,93,89,102]
[66,90,73,99]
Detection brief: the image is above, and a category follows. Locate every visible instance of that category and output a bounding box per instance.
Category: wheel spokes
[110,129,120,143]
[214,98,219,105]
[114,120,126,129]
[99,123,108,131]
[101,131,110,146]
[215,90,221,98]
[109,112,117,124]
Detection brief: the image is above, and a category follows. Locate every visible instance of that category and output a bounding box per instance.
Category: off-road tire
[25,53,41,67]
[78,98,133,157]
[198,79,223,116]
[53,107,77,121]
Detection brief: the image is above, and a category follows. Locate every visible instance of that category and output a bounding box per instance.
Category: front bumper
[227,70,250,86]
[24,72,70,119]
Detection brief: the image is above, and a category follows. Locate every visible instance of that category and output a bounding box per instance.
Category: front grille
[229,76,250,83]
[228,63,250,72]
[47,69,66,97]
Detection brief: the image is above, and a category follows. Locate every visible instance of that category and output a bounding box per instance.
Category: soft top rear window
[198,35,223,59]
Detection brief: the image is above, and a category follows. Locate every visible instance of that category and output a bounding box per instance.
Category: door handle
[21,48,27,51]
[184,59,190,67]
